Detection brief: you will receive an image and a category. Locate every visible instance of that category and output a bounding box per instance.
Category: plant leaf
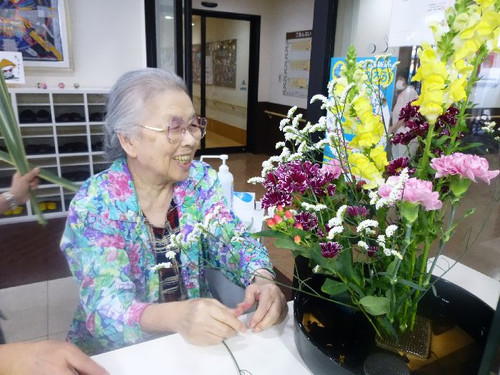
[359,296,389,316]
[321,278,349,296]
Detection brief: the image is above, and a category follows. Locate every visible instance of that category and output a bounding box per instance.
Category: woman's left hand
[235,269,288,332]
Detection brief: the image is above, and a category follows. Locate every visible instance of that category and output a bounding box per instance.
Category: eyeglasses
[138,116,207,143]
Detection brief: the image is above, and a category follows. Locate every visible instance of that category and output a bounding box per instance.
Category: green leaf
[397,278,428,292]
[274,238,308,254]
[359,296,389,316]
[321,278,349,296]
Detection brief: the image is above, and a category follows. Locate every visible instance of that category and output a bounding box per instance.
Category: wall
[22,0,147,90]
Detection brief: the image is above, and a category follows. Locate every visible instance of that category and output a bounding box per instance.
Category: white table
[93,257,500,374]
[93,300,312,375]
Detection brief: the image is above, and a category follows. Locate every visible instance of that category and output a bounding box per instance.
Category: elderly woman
[61,68,287,355]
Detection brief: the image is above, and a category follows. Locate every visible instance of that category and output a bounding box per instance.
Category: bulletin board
[283,30,312,98]
[193,39,237,88]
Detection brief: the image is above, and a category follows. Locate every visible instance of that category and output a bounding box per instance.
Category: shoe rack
[0,88,110,224]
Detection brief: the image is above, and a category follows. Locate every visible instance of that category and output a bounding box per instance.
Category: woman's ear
[117,133,138,158]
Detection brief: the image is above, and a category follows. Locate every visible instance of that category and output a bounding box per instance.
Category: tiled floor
[0,277,78,343]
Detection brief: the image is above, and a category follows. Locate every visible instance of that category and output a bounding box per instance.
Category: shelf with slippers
[0,88,111,224]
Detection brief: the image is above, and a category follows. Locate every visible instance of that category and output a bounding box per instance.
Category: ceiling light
[164,15,173,20]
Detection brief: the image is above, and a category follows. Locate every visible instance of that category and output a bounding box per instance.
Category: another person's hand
[235,269,288,332]
[9,168,40,204]
[0,340,108,375]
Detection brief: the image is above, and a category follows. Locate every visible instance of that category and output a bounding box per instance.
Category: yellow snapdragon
[349,95,385,150]
[369,145,389,170]
[348,152,384,189]
[411,44,448,124]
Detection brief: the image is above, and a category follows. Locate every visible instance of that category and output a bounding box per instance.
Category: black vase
[292,257,494,375]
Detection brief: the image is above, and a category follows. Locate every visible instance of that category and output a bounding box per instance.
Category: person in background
[61,68,287,355]
[388,76,419,159]
[0,168,108,375]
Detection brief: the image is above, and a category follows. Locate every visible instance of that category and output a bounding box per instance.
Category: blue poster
[323,56,397,162]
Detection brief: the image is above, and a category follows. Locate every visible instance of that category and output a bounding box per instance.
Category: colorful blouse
[60,158,273,355]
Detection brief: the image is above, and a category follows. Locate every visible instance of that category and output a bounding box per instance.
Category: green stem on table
[409,205,457,329]
[389,223,412,328]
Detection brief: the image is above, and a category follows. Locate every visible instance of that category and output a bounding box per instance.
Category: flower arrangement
[249,0,500,339]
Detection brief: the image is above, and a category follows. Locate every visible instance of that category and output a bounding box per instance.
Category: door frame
[191,9,260,155]
[144,2,261,155]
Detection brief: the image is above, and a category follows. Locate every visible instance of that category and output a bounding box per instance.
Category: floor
[0,276,79,343]
[0,151,498,345]
[205,128,245,148]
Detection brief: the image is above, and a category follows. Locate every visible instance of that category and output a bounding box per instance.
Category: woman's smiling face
[122,89,200,186]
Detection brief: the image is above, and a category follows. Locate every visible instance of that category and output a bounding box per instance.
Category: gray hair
[103,68,188,161]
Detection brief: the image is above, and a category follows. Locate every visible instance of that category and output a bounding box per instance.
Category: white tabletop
[93,256,500,374]
[93,300,312,375]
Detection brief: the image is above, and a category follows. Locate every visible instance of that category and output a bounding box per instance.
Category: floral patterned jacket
[60,158,272,355]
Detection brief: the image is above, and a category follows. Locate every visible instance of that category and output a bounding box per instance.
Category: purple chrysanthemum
[261,190,292,209]
[386,157,415,176]
[367,246,379,257]
[294,211,318,231]
[346,205,370,217]
[321,242,343,258]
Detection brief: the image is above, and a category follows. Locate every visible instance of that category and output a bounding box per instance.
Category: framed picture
[0,0,71,70]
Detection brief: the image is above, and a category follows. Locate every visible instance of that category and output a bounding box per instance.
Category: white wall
[23,0,146,90]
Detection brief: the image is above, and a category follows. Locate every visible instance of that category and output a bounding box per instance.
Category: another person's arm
[0,341,108,375]
[0,168,39,214]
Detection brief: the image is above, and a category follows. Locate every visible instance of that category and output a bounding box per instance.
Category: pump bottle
[200,154,234,210]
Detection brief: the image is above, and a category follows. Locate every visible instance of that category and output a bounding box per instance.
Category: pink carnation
[431,153,499,184]
[321,159,343,179]
[379,176,442,211]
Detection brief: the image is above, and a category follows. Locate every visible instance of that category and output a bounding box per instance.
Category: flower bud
[294,235,301,244]
[266,218,276,228]
[284,210,293,219]
[273,213,283,224]
[294,222,303,230]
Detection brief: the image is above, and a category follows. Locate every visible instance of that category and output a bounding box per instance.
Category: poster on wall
[388,0,453,47]
[0,51,25,84]
[323,56,398,162]
[0,0,71,69]
[283,30,312,98]
[193,39,236,88]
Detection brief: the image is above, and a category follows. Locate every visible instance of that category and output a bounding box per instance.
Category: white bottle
[200,154,234,210]
[218,155,234,210]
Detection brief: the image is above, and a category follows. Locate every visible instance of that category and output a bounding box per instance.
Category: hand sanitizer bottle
[200,154,234,210]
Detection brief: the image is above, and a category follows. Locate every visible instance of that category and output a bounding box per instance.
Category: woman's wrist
[251,268,275,285]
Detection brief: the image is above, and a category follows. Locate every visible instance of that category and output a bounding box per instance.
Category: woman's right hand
[175,298,247,345]
[140,298,247,345]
